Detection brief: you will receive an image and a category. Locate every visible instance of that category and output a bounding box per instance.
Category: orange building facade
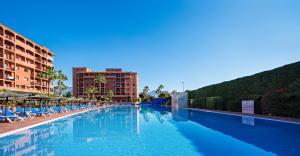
[73,68,138,103]
[0,24,54,94]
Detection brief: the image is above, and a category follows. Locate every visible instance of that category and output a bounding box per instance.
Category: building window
[16,75,19,80]
[24,77,29,81]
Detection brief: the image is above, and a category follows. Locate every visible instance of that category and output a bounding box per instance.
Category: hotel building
[0,24,54,94]
[73,68,138,103]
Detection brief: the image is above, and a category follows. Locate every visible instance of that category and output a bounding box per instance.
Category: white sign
[171,92,188,122]
[171,93,179,111]
[171,92,188,111]
[242,100,254,114]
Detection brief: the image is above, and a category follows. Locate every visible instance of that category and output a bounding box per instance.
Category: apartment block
[0,24,54,93]
[73,68,138,103]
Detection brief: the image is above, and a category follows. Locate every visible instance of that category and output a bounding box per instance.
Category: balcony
[47,55,54,61]
[35,46,42,54]
[42,83,47,87]
[26,41,35,51]
[4,41,14,51]
[4,53,15,62]
[16,36,26,46]
[5,75,14,81]
[4,30,15,42]
[47,61,53,67]
[41,59,47,65]
[15,59,24,65]
[35,58,42,63]
[25,50,35,60]
[0,26,3,36]
[42,66,47,71]
[15,59,33,69]
[35,67,42,71]
[4,66,15,71]
[4,82,14,88]
[0,38,3,47]
[16,49,25,56]
[0,49,3,58]
[5,35,14,41]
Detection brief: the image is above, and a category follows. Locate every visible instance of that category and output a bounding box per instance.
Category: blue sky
[1,0,300,92]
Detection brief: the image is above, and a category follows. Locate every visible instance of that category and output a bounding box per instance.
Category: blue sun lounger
[0,110,24,123]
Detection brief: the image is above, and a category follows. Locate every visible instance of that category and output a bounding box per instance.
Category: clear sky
[1,0,300,92]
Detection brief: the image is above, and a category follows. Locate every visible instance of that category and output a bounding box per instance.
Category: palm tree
[142,86,150,97]
[106,89,114,103]
[38,67,56,96]
[57,83,67,97]
[95,74,106,99]
[86,86,97,100]
[141,86,150,101]
[56,70,68,97]
[155,84,164,97]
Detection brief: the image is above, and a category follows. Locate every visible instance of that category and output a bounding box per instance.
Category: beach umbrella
[65,97,77,102]
[53,96,67,112]
[28,95,51,110]
[0,91,24,119]
[13,96,29,113]
[62,97,77,107]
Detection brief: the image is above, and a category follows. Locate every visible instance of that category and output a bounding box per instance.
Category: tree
[85,86,97,100]
[106,89,114,102]
[57,82,67,97]
[38,67,56,96]
[142,86,150,96]
[158,91,170,98]
[95,74,106,99]
[142,86,150,101]
[155,84,164,97]
[56,70,68,97]
[65,91,72,98]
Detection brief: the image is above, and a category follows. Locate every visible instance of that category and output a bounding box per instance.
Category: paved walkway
[0,108,97,135]
[188,108,300,123]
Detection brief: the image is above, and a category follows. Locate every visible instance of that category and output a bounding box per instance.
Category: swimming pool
[0,106,299,156]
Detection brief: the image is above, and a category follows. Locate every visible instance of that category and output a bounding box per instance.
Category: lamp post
[181,81,185,92]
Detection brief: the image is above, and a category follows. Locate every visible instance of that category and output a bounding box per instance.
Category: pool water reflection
[0,106,299,156]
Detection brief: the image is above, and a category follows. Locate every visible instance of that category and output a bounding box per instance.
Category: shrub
[188,61,300,117]
[206,96,224,110]
[226,100,240,112]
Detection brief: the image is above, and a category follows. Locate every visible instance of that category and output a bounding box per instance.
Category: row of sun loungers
[0,104,96,123]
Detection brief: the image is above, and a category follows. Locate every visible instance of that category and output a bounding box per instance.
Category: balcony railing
[5,35,14,41]
[15,39,25,46]
[5,44,14,51]
[5,75,14,80]
[4,66,15,71]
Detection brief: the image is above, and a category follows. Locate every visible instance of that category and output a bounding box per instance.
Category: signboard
[171,92,188,110]
[242,100,254,114]
[171,92,179,111]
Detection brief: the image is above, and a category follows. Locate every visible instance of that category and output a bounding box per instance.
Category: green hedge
[188,61,300,117]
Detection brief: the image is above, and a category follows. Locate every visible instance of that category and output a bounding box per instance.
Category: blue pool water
[0,106,299,156]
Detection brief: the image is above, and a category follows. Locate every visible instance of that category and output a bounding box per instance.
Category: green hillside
[188,61,300,117]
